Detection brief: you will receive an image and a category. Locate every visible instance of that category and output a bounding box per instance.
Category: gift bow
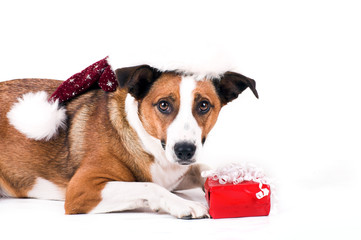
[202,163,270,199]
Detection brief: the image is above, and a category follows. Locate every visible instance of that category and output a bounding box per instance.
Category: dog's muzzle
[174,142,196,165]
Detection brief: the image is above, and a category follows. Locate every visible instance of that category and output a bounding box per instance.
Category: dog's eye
[198,100,210,114]
[158,100,172,114]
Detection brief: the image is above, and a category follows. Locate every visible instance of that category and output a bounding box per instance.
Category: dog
[0,65,258,218]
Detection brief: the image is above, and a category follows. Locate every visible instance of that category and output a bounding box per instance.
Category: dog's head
[116,65,258,165]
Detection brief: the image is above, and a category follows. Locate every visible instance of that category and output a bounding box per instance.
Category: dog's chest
[150,162,189,191]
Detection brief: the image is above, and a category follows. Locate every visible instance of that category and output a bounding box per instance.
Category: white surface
[0,187,359,240]
[1,0,360,239]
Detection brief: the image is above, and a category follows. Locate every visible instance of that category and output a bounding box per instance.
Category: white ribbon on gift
[202,163,271,199]
[256,183,270,199]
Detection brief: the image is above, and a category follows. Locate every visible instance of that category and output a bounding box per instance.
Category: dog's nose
[174,142,196,161]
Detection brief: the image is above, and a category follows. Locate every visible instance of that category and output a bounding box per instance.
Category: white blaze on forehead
[165,76,203,162]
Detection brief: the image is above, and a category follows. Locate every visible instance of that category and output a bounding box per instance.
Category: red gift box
[204,178,271,219]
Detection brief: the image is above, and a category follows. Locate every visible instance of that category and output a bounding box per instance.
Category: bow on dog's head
[116,65,258,165]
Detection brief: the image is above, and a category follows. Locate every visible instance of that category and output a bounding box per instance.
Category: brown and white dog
[0,65,258,219]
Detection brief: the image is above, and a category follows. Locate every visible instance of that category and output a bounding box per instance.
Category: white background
[0,0,360,239]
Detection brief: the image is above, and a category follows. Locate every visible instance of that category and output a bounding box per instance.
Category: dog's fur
[0,65,257,218]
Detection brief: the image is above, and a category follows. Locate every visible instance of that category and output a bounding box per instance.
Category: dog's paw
[148,183,209,219]
[164,197,209,219]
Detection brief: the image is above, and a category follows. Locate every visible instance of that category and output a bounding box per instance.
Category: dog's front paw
[149,182,209,219]
[179,201,210,219]
[164,197,209,219]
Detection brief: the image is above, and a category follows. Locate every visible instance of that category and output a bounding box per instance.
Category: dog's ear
[115,65,161,100]
[213,71,259,105]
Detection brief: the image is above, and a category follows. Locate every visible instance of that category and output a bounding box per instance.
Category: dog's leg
[88,181,209,219]
[173,164,211,191]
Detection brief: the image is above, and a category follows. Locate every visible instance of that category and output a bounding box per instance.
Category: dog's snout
[174,142,196,162]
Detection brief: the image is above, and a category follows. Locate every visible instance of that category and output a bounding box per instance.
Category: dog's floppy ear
[115,65,161,100]
[213,71,259,105]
